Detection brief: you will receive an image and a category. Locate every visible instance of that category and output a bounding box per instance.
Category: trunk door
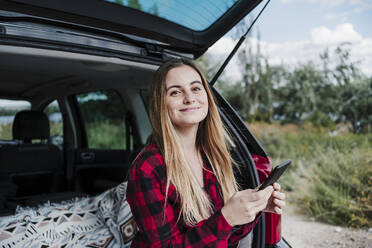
[1,0,263,57]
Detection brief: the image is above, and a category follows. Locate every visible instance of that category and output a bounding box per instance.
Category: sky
[208,0,372,81]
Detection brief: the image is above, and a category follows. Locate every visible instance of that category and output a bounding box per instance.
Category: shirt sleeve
[126,152,234,247]
[227,213,262,246]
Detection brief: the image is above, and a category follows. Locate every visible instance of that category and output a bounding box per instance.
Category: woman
[126,58,285,247]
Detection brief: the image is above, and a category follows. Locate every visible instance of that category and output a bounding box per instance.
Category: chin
[175,119,204,128]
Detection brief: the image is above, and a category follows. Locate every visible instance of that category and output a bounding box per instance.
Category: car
[0,0,291,247]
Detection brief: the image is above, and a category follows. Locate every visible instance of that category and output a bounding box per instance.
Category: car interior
[0,44,158,216]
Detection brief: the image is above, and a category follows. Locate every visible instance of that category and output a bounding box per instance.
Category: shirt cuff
[206,208,234,240]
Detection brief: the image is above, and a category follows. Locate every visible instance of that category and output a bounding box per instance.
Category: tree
[274,62,327,125]
[236,34,278,122]
[338,78,372,133]
[127,0,142,10]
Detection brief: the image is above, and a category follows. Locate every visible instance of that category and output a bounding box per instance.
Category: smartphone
[258,160,291,190]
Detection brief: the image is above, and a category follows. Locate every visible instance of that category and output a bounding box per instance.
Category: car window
[140,89,149,111]
[76,90,127,149]
[43,100,64,148]
[0,99,31,140]
[105,0,239,31]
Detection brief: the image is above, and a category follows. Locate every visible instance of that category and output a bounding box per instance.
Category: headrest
[12,110,50,141]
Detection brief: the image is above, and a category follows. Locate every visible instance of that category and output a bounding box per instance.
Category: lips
[179,107,200,112]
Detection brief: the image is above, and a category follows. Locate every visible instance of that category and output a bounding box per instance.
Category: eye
[192,86,202,92]
[170,90,181,96]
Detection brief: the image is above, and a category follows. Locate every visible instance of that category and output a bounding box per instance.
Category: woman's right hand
[221,186,274,226]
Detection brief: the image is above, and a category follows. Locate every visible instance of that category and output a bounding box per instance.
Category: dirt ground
[282,206,372,248]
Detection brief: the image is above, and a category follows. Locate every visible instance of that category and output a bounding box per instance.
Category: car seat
[0,110,85,213]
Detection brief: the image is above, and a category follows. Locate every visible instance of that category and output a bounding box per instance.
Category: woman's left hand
[264,182,285,214]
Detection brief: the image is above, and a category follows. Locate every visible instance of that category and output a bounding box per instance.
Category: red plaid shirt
[126,144,261,247]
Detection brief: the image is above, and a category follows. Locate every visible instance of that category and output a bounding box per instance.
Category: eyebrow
[166,81,202,91]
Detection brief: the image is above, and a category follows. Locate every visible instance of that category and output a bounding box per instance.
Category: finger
[272,191,286,200]
[251,190,273,209]
[274,206,282,215]
[260,185,274,197]
[244,186,273,204]
[273,182,280,191]
[273,199,286,208]
[249,186,272,203]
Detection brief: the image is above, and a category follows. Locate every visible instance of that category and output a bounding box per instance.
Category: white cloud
[311,23,362,45]
[207,23,372,81]
[208,36,237,55]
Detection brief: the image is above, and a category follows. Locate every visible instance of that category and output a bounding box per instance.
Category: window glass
[140,89,149,112]
[76,90,126,149]
[43,100,64,148]
[0,99,31,140]
[105,0,239,31]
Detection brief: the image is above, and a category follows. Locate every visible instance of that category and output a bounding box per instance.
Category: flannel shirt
[126,144,261,247]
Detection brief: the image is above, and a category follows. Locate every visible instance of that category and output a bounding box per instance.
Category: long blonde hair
[148,58,239,226]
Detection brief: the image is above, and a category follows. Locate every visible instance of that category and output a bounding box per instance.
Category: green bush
[86,121,125,149]
[0,123,12,140]
[302,148,372,228]
[252,122,372,228]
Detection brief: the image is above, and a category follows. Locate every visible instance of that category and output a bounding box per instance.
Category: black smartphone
[258,160,291,190]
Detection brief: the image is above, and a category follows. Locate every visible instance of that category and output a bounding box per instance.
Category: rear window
[105,0,239,31]
[0,99,31,140]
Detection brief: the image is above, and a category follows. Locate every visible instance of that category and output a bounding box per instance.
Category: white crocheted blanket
[0,182,136,248]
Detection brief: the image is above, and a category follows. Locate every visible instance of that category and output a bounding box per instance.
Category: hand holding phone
[258,160,291,191]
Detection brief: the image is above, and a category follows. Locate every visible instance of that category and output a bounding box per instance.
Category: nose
[183,90,195,104]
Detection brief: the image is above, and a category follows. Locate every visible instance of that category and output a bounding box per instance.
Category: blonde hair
[149,58,239,226]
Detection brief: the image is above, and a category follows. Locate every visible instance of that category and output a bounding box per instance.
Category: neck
[175,124,199,153]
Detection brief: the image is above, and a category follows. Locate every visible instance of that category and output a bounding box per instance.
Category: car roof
[1,0,263,58]
[0,45,156,102]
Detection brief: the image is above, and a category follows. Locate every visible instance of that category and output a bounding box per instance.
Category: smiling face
[165,65,209,130]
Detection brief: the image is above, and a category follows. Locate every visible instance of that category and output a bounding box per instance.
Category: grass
[249,122,372,228]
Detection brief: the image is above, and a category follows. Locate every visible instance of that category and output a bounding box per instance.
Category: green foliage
[338,78,372,133]
[201,39,371,133]
[76,90,127,149]
[235,39,275,122]
[43,105,59,116]
[77,90,125,123]
[304,150,372,228]
[274,62,324,124]
[0,109,18,116]
[127,0,142,10]
[50,122,63,137]
[149,3,159,15]
[195,53,223,83]
[0,123,12,140]
[86,121,126,149]
[251,123,372,228]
